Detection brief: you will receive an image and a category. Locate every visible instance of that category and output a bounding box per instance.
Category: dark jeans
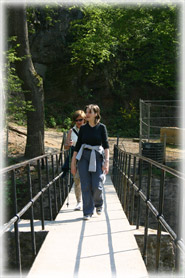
[77,149,104,216]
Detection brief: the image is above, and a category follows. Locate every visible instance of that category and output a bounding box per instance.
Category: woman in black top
[71,104,109,220]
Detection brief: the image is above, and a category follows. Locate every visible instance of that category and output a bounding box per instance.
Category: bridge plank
[27,175,148,278]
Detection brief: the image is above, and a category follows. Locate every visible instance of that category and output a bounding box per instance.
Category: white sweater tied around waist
[76,144,104,172]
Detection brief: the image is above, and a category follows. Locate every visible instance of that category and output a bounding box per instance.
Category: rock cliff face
[29,8,81,66]
[29,8,81,94]
[29,8,101,98]
[28,7,115,127]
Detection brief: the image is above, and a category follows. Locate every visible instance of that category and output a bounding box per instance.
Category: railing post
[41,158,45,169]
[61,151,66,203]
[136,158,143,229]
[111,145,116,184]
[56,154,62,207]
[156,169,165,271]
[12,170,22,274]
[45,156,53,221]
[37,159,45,230]
[130,156,136,224]
[139,99,142,155]
[27,164,37,257]
[163,133,166,165]
[51,154,58,215]
[123,154,128,212]
[143,162,152,265]
[117,150,122,199]
[117,135,119,146]
[114,146,119,193]
[126,154,131,218]
[147,103,151,142]
[120,152,125,206]
[174,178,182,272]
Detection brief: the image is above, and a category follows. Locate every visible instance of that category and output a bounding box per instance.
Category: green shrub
[48,116,56,127]
[63,117,72,130]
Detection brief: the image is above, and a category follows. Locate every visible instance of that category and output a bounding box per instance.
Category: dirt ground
[6,122,183,166]
[7,123,63,156]
[6,123,139,167]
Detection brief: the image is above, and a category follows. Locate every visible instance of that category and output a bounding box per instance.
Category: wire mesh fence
[139,99,183,168]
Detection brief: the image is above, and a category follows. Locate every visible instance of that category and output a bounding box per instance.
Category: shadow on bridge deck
[27,175,148,278]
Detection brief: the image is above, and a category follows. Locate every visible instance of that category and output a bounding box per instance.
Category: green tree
[7,5,45,158]
[68,4,179,136]
[70,4,179,99]
[12,4,179,138]
[5,37,33,124]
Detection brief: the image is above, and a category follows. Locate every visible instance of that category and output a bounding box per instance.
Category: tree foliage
[5,36,34,124]
[26,4,62,34]
[66,4,179,136]
[6,4,179,138]
[70,4,179,96]
[70,5,118,70]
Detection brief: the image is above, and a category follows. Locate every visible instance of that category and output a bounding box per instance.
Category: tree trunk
[8,5,45,158]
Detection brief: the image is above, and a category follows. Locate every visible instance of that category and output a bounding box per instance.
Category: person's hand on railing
[68,139,73,147]
[65,139,73,150]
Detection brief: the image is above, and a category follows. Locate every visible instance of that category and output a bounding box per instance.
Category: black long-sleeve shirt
[74,122,109,152]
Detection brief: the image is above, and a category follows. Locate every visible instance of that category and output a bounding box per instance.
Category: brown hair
[72,110,86,123]
[85,104,101,124]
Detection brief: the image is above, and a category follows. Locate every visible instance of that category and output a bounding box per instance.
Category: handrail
[1,144,72,276]
[0,152,61,174]
[1,131,67,174]
[0,171,63,236]
[120,150,184,179]
[112,144,185,272]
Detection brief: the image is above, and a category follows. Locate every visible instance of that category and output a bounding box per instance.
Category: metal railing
[111,144,185,272]
[0,148,72,275]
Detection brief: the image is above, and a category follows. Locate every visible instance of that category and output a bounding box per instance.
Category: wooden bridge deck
[27,175,148,278]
